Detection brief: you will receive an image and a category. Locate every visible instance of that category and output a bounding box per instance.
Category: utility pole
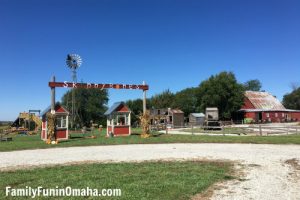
[51,76,56,114]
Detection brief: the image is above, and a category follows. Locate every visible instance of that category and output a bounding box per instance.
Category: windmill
[66,54,82,128]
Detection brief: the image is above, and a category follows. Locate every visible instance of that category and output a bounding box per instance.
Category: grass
[0,161,233,200]
[1,128,300,152]
[0,125,10,131]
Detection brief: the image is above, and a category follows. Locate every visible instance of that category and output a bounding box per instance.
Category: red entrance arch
[49,76,149,115]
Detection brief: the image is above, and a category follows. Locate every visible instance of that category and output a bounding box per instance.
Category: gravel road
[1,143,300,200]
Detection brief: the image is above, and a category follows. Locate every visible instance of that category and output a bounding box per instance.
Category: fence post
[259,125,262,136]
[296,127,298,135]
[191,125,194,135]
[223,125,225,136]
[287,126,289,135]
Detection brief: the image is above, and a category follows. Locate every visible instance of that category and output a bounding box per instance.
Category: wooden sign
[49,81,149,91]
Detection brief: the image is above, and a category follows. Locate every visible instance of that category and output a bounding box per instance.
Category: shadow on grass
[131,132,164,137]
[69,136,85,139]
[151,133,164,137]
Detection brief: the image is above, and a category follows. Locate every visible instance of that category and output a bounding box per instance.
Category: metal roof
[169,109,184,114]
[206,107,218,111]
[190,113,205,117]
[240,109,300,112]
[104,102,130,115]
[245,91,285,110]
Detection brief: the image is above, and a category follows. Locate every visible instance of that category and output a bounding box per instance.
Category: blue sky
[0,0,299,121]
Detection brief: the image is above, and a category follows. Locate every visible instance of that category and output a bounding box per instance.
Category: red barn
[41,102,69,141]
[239,91,300,123]
[104,102,131,136]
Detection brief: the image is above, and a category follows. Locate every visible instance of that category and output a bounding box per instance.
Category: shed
[104,102,131,136]
[40,102,69,141]
[189,113,205,126]
[168,109,184,128]
[206,108,219,120]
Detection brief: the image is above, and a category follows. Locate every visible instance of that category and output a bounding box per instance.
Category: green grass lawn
[1,128,300,152]
[0,161,233,200]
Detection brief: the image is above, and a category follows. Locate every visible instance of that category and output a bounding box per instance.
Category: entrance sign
[49,76,149,115]
[49,81,149,91]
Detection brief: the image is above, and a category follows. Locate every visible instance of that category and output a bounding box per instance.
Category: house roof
[244,91,286,110]
[190,113,205,117]
[104,102,130,115]
[41,102,69,116]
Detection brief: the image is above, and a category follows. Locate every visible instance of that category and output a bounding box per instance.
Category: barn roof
[104,102,130,115]
[239,108,300,112]
[244,91,285,110]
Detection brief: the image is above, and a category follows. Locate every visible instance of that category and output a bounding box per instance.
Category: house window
[282,113,284,117]
[56,116,67,128]
[266,113,270,118]
[275,113,278,117]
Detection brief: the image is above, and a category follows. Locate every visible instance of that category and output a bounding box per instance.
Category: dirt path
[1,143,300,199]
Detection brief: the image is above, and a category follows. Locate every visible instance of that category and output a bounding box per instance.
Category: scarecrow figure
[46,112,57,144]
[140,111,151,138]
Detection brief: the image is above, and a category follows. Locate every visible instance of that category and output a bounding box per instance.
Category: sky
[0,0,299,121]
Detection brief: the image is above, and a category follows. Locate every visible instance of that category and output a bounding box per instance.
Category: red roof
[244,91,285,110]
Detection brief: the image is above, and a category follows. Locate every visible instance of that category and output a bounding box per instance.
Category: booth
[104,102,131,136]
[41,102,69,141]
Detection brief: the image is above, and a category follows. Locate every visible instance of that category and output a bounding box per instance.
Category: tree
[243,79,262,91]
[196,71,245,119]
[283,88,300,110]
[61,88,109,127]
[150,89,174,109]
[172,87,198,116]
[126,99,144,125]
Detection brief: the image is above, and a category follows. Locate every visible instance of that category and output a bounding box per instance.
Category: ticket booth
[104,102,131,136]
[41,102,69,141]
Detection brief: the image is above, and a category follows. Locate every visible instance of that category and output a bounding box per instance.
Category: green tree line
[60,71,268,126]
[127,72,263,121]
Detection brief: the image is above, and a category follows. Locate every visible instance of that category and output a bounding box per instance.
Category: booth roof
[40,102,69,116]
[104,102,130,115]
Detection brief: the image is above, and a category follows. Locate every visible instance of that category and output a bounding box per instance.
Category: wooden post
[50,76,55,114]
[259,125,262,136]
[142,81,147,114]
[222,125,225,136]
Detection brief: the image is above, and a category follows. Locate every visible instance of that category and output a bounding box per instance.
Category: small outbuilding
[150,108,184,128]
[41,102,69,141]
[104,102,131,136]
[206,107,219,120]
[189,113,205,126]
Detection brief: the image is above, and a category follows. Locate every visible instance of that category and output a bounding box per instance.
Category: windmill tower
[66,54,82,128]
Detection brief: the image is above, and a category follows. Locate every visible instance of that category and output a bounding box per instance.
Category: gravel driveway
[1,143,300,199]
